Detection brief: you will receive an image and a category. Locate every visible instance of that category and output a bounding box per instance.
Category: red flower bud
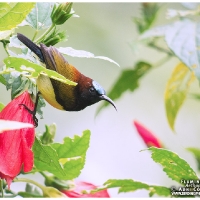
[61,181,110,198]
[0,91,35,189]
[133,120,162,148]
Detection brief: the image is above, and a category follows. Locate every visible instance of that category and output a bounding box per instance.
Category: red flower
[133,120,163,148]
[61,181,110,198]
[0,91,35,189]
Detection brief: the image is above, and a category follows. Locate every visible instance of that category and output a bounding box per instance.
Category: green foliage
[0,30,13,40]
[3,57,77,86]
[40,124,56,145]
[0,3,35,31]
[164,63,194,130]
[133,3,160,34]
[25,3,54,31]
[96,61,152,114]
[148,147,199,183]
[33,130,90,180]
[92,179,170,197]
[18,183,42,198]
[187,148,200,171]
[0,75,6,85]
[0,102,4,111]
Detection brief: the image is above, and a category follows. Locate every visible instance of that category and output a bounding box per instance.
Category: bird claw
[19,104,38,127]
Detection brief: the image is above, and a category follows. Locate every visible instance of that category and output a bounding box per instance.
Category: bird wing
[40,44,81,111]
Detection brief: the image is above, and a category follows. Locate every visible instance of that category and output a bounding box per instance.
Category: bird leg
[19,92,40,127]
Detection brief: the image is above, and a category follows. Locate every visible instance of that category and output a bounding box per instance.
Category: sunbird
[17,33,116,114]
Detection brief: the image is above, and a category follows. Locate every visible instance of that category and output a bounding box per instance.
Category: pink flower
[61,181,110,198]
[133,120,162,148]
[0,91,35,189]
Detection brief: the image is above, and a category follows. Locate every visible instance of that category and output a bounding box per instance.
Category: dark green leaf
[18,192,42,198]
[25,3,54,30]
[36,95,45,119]
[148,147,198,183]
[187,148,200,171]
[164,63,194,130]
[33,130,90,180]
[92,179,170,197]
[165,19,200,82]
[0,3,35,31]
[96,61,152,114]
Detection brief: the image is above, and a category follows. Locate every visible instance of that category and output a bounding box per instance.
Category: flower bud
[51,3,73,25]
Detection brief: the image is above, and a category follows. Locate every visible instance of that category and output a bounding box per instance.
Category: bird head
[79,79,117,111]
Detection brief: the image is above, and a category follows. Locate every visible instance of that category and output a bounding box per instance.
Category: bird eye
[89,87,95,93]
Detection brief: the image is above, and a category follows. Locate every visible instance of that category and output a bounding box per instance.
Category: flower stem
[32,30,38,41]
[0,40,10,56]
[14,177,45,191]
[34,24,55,44]
[0,179,4,198]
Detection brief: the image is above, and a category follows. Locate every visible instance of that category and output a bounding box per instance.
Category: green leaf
[18,192,42,198]
[0,102,4,111]
[18,183,43,197]
[165,19,200,81]
[148,147,198,183]
[0,74,6,85]
[58,47,120,67]
[3,57,77,86]
[96,61,152,114]
[0,120,34,133]
[187,148,200,171]
[133,3,160,34]
[164,63,194,130]
[33,130,90,180]
[25,3,54,30]
[0,30,13,40]
[92,179,170,197]
[40,123,56,144]
[0,3,35,31]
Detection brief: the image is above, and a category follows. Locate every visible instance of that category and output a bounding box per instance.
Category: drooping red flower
[61,181,110,198]
[0,91,35,189]
[133,120,163,148]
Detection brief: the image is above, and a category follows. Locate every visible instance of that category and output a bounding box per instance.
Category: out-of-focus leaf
[164,63,194,130]
[139,24,170,40]
[0,3,35,31]
[0,120,34,133]
[165,19,200,81]
[33,130,90,180]
[9,35,24,48]
[0,74,6,85]
[92,179,170,197]
[148,147,198,183]
[58,47,119,67]
[25,2,54,30]
[0,30,13,40]
[0,102,5,112]
[96,61,152,115]
[166,9,198,19]
[187,148,200,171]
[3,57,77,86]
[18,183,43,197]
[181,3,200,10]
[133,3,160,34]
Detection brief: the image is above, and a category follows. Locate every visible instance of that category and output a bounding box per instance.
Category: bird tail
[17,33,45,62]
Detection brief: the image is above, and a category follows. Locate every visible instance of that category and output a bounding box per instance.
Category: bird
[17,33,117,112]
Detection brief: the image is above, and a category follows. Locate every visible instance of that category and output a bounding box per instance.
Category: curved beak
[100,95,117,111]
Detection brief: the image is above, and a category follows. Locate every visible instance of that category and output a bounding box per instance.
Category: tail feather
[17,33,44,62]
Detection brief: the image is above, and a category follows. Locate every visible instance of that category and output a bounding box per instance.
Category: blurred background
[1,2,200,197]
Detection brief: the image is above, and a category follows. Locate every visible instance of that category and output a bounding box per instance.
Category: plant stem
[34,24,55,44]
[32,30,38,41]
[148,41,174,57]
[14,178,45,191]
[153,55,171,69]
[40,171,48,180]
[0,179,4,198]
[1,40,10,56]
